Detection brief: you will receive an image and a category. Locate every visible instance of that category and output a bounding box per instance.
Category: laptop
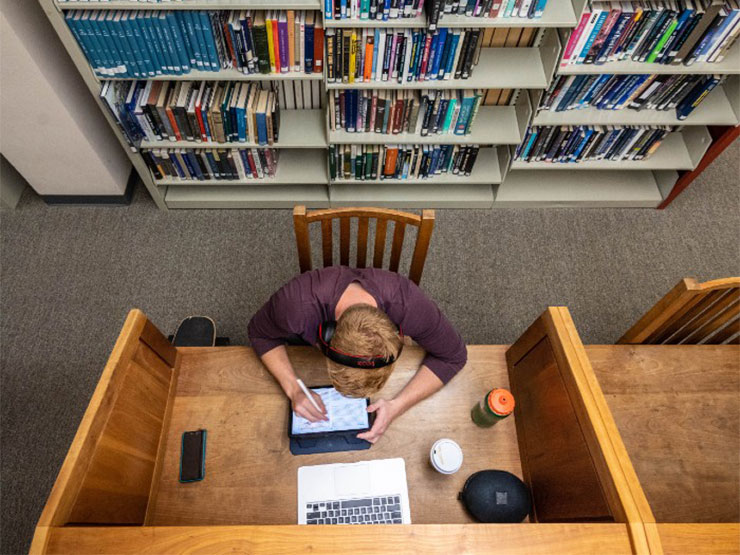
[298,458,412,525]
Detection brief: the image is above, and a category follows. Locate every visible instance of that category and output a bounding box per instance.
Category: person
[247,266,467,443]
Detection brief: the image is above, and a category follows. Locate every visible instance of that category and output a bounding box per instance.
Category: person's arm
[248,277,327,422]
[356,365,441,444]
[260,345,327,422]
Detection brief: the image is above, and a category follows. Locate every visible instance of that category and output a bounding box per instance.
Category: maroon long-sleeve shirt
[247,266,467,384]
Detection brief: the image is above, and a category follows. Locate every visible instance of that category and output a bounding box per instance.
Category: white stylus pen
[296,379,324,415]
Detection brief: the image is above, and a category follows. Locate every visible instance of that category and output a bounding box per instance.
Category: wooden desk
[148,345,523,526]
[588,345,740,523]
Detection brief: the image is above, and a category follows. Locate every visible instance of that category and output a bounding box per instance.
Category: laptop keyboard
[305,495,403,524]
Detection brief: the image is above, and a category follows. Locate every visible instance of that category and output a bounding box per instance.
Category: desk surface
[149,345,522,526]
[589,344,740,523]
[148,343,739,527]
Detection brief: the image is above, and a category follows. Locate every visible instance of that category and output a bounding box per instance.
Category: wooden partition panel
[34,310,178,530]
[507,308,661,555]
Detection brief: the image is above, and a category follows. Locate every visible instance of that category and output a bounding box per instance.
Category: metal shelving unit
[46,0,731,209]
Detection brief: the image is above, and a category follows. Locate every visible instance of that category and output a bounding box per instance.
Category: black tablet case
[289,433,371,455]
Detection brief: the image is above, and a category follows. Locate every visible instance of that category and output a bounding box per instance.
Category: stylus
[296,379,324,415]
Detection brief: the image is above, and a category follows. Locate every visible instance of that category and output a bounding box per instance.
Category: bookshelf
[40,0,738,209]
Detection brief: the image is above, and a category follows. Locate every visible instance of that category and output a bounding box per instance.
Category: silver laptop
[298,458,412,525]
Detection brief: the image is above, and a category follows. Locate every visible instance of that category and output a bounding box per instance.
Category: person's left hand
[356,399,400,444]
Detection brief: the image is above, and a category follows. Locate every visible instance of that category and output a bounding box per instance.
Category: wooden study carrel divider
[31,308,738,554]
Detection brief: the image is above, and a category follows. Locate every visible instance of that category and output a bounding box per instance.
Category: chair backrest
[293,206,435,285]
[619,277,740,345]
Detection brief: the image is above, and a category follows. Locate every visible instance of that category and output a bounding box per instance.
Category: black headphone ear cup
[321,320,337,346]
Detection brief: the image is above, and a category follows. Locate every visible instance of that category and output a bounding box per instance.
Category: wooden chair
[293,206,435,285]
[618,277,740,345]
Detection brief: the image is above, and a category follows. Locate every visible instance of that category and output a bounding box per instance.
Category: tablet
[289,386,373,438]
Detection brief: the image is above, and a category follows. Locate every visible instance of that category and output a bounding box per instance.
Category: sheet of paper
[291,387,369,435]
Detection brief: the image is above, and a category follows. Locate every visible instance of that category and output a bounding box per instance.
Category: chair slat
[409,210,435,285]
[706,319,740,344]
[340,217,350,266]
[650,291,722,344]
[357,217,369,268]
[321,219,333,268]
[682,296,740,344]
[373,219,388,269]
[389,222,406,273]
[670,289,740,344]
[293,206,312,273]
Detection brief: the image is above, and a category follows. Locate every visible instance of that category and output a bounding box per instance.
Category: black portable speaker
[458,470,531,523]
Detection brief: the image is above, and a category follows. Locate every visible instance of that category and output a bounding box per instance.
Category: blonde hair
[327,304,403,397]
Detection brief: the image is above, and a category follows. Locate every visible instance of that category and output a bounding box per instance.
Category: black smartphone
[179,429,206,483]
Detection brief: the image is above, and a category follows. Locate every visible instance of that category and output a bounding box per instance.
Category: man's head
[325,304,403,397]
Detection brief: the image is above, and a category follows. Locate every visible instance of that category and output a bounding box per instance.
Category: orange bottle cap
[488,389,515,416]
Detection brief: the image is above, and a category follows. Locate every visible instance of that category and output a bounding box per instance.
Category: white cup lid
[431,439,463,473]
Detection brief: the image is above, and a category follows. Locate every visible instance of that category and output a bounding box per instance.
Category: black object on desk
[458,470,531,523]
[289,434,371,455]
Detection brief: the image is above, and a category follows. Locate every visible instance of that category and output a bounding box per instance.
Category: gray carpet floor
[2,141,739,553]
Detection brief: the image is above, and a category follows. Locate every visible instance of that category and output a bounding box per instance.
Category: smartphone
[179,429,206,483]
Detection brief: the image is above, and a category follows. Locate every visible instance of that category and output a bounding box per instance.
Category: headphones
[318,320,403,369]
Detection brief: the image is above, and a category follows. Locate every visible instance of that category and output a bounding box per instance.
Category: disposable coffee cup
[430,439,463,475]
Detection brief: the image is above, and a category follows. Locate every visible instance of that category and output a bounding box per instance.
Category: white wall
[0,1,131,196]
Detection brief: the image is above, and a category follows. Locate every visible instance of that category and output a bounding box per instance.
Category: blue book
[465,0,476,16]
[187,151,205,180]
[570,128,594,161]
[436,29,452,78]
[90,11,115,77]
[256,109,268,145]
[70,12,99,75]
[173,12,196,68]
[100,12,124,77]
[577,10,608,63]
[167,152,185,178]
[556,75,588,111]
[325,0,333,19]
[111,12,139,78]
[444,31,460,77]
[138,13,162,76]
[454,94,475,135]
[676,75,720,119]
[579,74,612,107]
[121,12,145,78]
[154,11,177,74]
[600,75,635,108]
[198,12,220,71]
[383,0,391,20]
[429,146,440,175]
[503,0,517,19]
[204,151,220,178]
[180,151,197,180]
[371,29,381,78]
[434,98,449,133]
[533,0,548,18]
[613,75,648,108]
[130,13,155,77]
[340,0,348,18]
[431,28,447,78]
[158,12,182,75]
[182,11,203,70]
[519,128,539,159]
[167,11,191,73]
[305,19,315,74]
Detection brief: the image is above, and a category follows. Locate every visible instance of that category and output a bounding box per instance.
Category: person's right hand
[291,388,328,422]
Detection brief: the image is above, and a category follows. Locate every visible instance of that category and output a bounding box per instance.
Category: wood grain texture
[150,345,522,526]
[33,309,178,534]
[43,524,635,554]
[507,336,612,522]
[588,344,740,523]
[657,524,740,554]
[292,206,434,285]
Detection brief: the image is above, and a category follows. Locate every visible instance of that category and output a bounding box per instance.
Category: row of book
[143,148,279,181]
[540,73,723,119]
[66,10,323,78]
[561,0,740,68]
[329,144,482,179]
[515,125,671,163]
[329,89,484,135]
[324,0,425,21]
[101,81,280,147]
[325,27,482,83]
[426,0,548,29]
